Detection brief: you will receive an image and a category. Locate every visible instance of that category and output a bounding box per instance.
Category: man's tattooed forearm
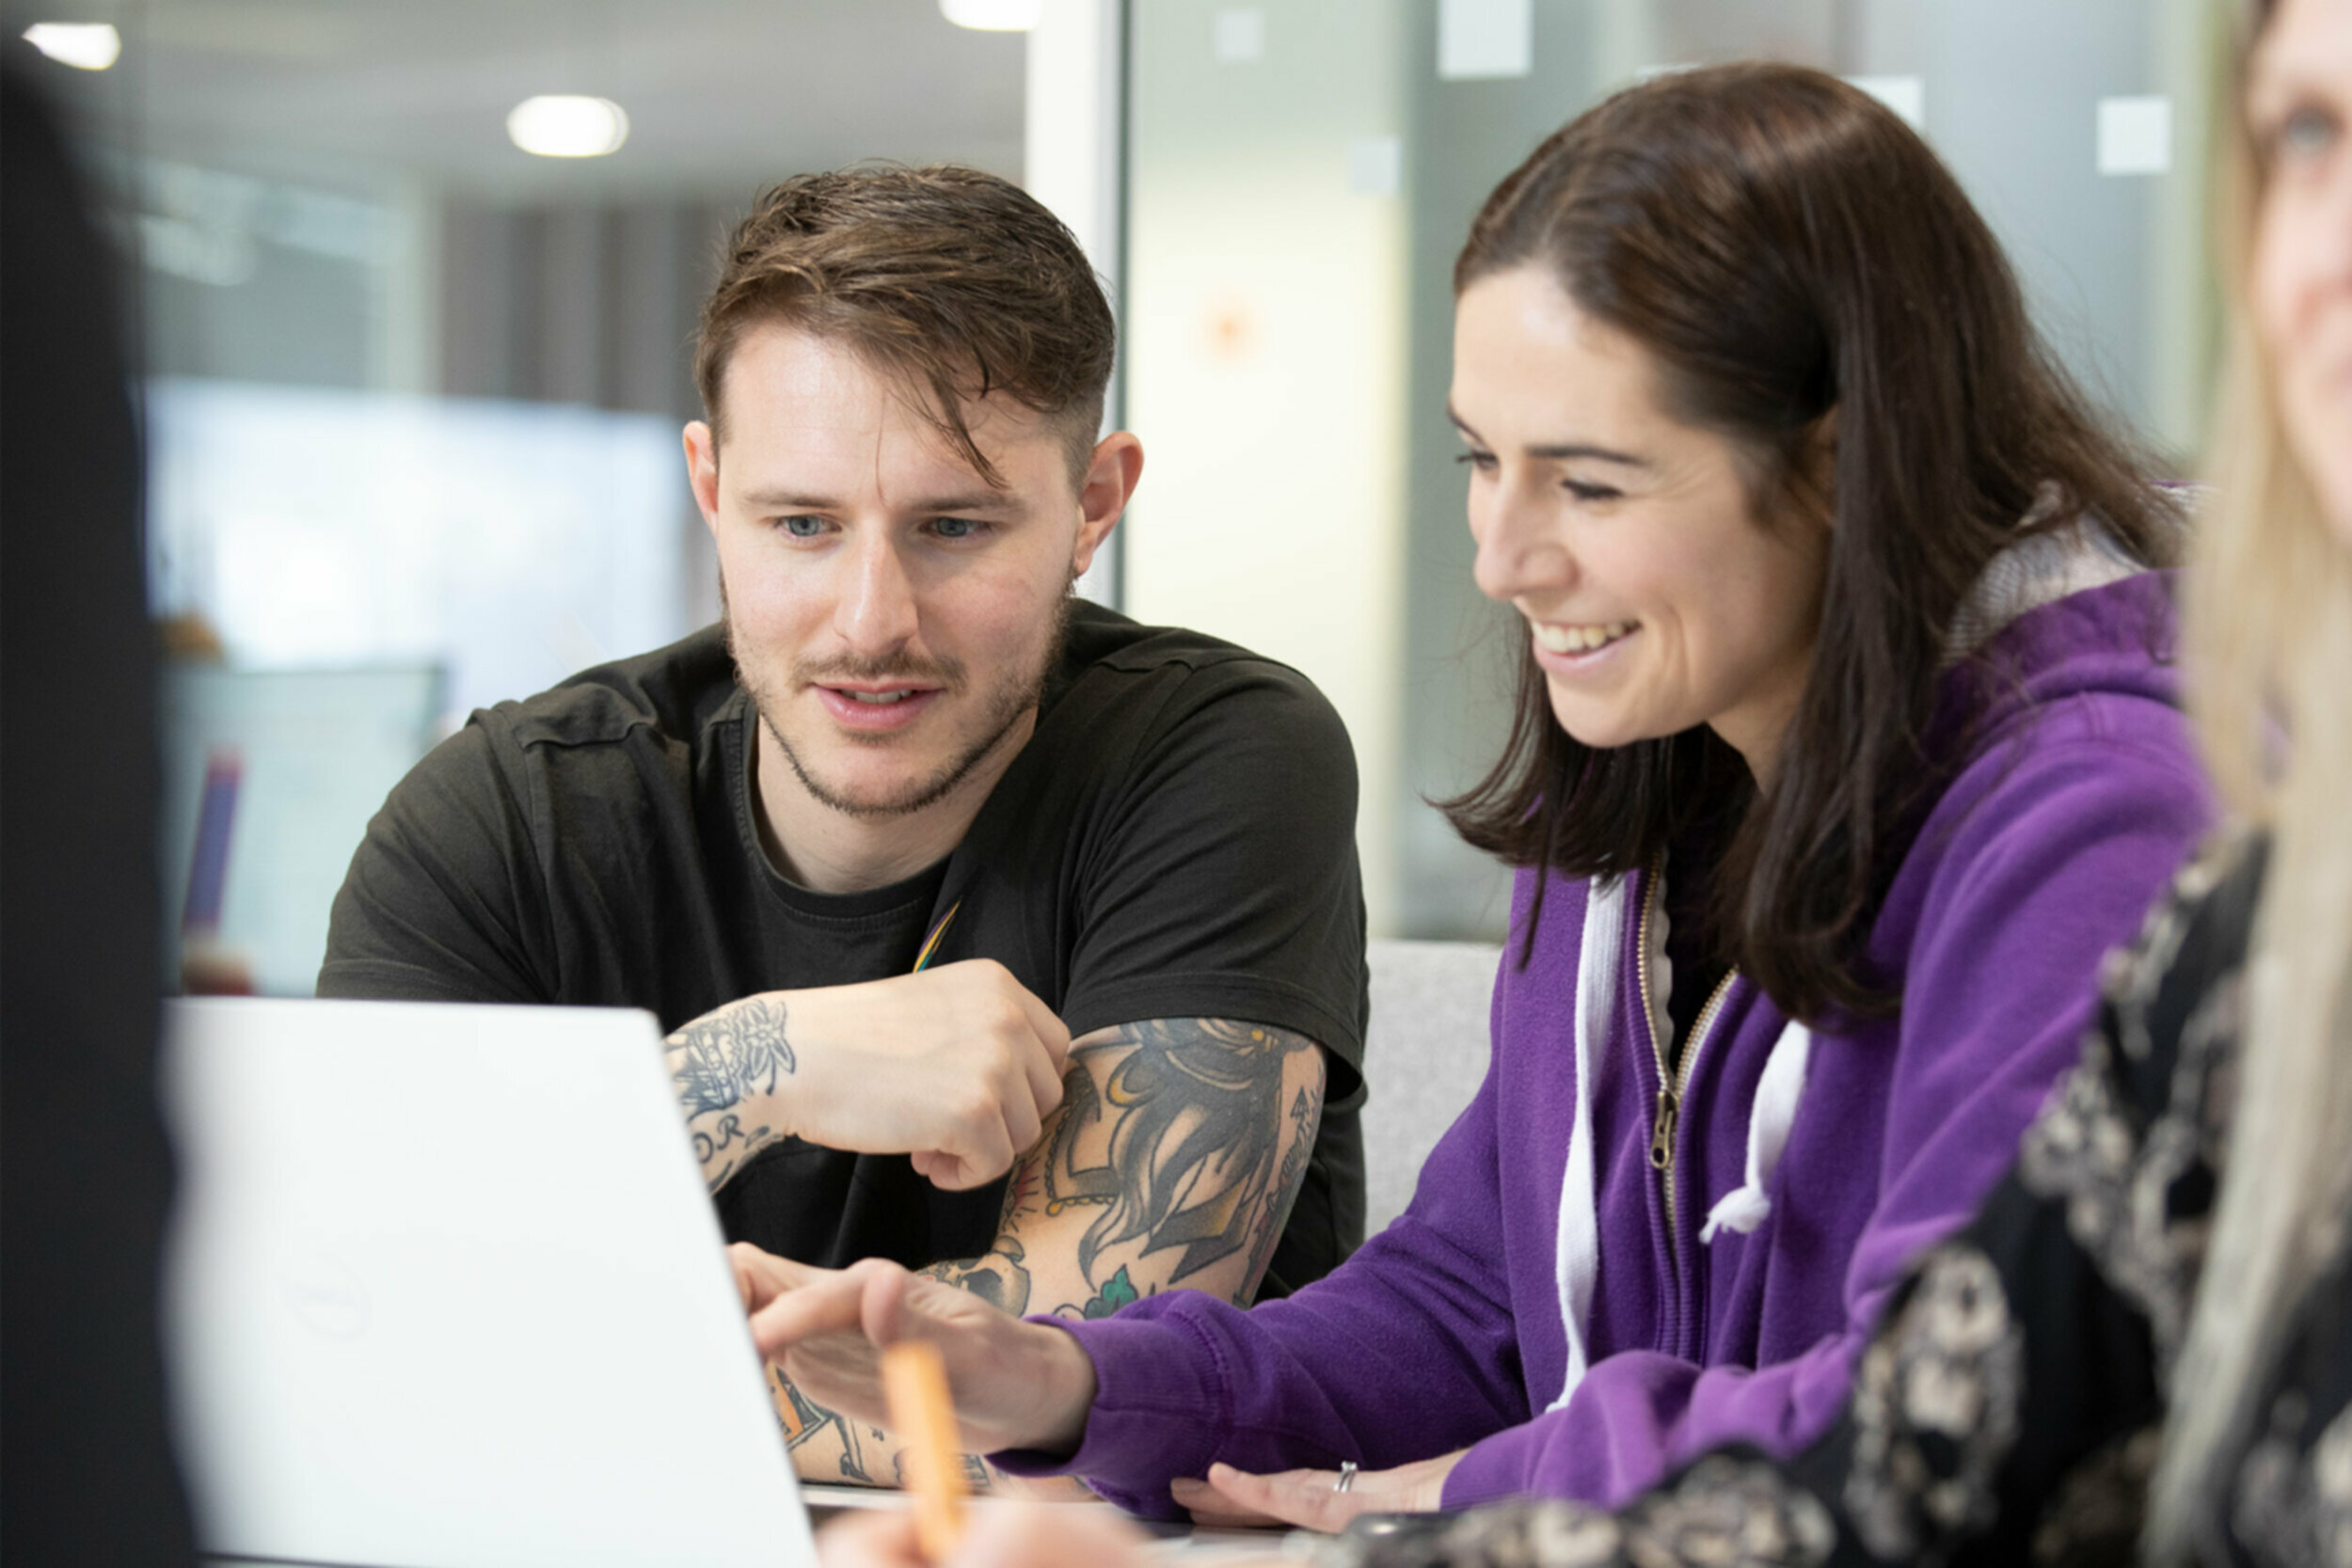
[1041,1019,1317,1285]
[895,1449,993,1494]
[918,1241,1034,1317]
[667,999,794,1187]
[669,998,795,1114]
[1242,1086,1322,1299]
[1056,1264,1141,1320]
[771,1369,879,1485]
[695,1112,776,1187]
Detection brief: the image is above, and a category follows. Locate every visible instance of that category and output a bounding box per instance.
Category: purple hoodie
[996,571,2211,1515]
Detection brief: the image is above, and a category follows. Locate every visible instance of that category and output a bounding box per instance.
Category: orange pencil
[882,1339,967,1560]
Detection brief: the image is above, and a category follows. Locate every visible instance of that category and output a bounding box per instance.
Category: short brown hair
[693,165,1115,487]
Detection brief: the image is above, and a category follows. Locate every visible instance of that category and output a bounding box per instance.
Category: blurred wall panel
[1123,0,1414,937]
[437,196,736,420]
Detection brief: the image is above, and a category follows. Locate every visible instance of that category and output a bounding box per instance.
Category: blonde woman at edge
[814,0,2352,1563]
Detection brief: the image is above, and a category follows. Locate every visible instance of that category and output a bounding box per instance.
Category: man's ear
[1072,432,1144,578]
[684,420,723,537]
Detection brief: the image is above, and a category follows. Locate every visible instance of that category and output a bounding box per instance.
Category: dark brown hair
[1443,63,2180,1022]
[693,164,1115,486]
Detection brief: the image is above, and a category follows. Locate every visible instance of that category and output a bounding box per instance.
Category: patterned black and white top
[1328,837,2352,1568]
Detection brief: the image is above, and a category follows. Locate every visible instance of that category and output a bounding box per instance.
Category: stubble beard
[723,583,1073,821]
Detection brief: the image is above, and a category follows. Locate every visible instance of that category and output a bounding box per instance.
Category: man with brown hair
[320,166,1369,1491]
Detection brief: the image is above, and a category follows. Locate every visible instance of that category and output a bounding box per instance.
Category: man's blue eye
[781,515,825,538]
[932,517,981,540]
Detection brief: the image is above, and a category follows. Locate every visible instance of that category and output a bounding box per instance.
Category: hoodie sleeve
[991,1030,1537,1518]
[1438,698,2211,1509]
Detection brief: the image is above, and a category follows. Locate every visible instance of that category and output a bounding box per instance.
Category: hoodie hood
[1933,544,2180,752]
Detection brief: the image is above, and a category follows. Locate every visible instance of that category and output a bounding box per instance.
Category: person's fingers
[974,963,1067,1117]
[1000,974,1073,1075]
[731,1244,822,1314]
[1191,1463,1361,1532]
[1170,1472,1286,1528]
[816,1508,930,1568]
[940,1113,1014,1191]
[1002,1085,1043,1159]
[1197,1464,1318,1528]
[1025,1051,1070,1132]
[746,1260,883,1357]
[857,1258,916,1350]
[729,1243,771,1312]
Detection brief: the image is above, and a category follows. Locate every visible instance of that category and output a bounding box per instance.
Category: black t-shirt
[320,601,1370,1296]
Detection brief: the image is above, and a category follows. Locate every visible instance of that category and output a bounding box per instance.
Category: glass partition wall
[1121,0,2232,940]
[12,0,2234,970]
[9,0,1026,992]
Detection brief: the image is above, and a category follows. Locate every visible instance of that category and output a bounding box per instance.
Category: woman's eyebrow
[1524,442,1650,467]
[1446,406,1649,467]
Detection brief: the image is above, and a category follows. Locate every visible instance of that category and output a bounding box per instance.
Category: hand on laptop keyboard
[734,1248,1100,1460]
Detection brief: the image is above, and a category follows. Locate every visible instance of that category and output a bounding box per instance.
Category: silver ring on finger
[1333,1461,1358,1495]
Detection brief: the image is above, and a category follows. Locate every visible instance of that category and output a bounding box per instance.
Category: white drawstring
[1546,876,1624,1413]
[1699,1022,1813,1243]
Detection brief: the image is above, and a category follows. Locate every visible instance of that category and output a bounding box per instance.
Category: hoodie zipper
[1634,862,1740,1242]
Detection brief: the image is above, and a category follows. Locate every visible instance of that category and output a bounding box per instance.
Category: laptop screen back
[163,996,815,1568]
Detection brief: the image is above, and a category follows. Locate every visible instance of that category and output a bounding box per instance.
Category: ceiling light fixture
[22,22,121,71]
[939,0,1042,31]
[505,95,629,159]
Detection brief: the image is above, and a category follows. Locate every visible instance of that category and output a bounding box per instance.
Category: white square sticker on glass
[1213,8,1264,63]
[2097,96,2171,176]
[1438,0,1532,81]
[1844,74,1925,132]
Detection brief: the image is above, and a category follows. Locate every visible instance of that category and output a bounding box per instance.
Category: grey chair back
[1359,939,1503,1235]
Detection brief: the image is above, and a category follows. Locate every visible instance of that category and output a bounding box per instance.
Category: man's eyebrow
[734,488,1020,514]
[1444,406,1649,467]
[735,490,838,511]
[909,491,1021,515]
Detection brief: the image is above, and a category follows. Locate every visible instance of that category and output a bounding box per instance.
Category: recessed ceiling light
[505,95,629,159]
[940,0,1042,30]
[22,22,121,71]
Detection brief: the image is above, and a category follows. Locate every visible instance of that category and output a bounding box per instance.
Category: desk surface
[198,1486,1293,1566]
[801,1483,1296,1561]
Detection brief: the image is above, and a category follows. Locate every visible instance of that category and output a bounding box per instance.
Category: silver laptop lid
[163,996,814,1568]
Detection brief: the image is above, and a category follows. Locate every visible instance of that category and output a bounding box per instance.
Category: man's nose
[834,533,919,653]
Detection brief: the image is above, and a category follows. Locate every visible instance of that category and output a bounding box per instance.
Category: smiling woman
[1448,271,1827,778]
[1439,65,2188,1022]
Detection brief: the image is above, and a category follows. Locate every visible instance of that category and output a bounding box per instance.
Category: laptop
[161,996,819,1568]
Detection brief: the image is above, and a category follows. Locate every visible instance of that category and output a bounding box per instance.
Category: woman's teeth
[1533,621,1635,655]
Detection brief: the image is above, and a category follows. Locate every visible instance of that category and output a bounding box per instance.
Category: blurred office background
[7,0,2230,990]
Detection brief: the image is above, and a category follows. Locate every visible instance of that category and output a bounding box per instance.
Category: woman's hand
[1169,1449,1467,1530]
[732,1245,1101,1457]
